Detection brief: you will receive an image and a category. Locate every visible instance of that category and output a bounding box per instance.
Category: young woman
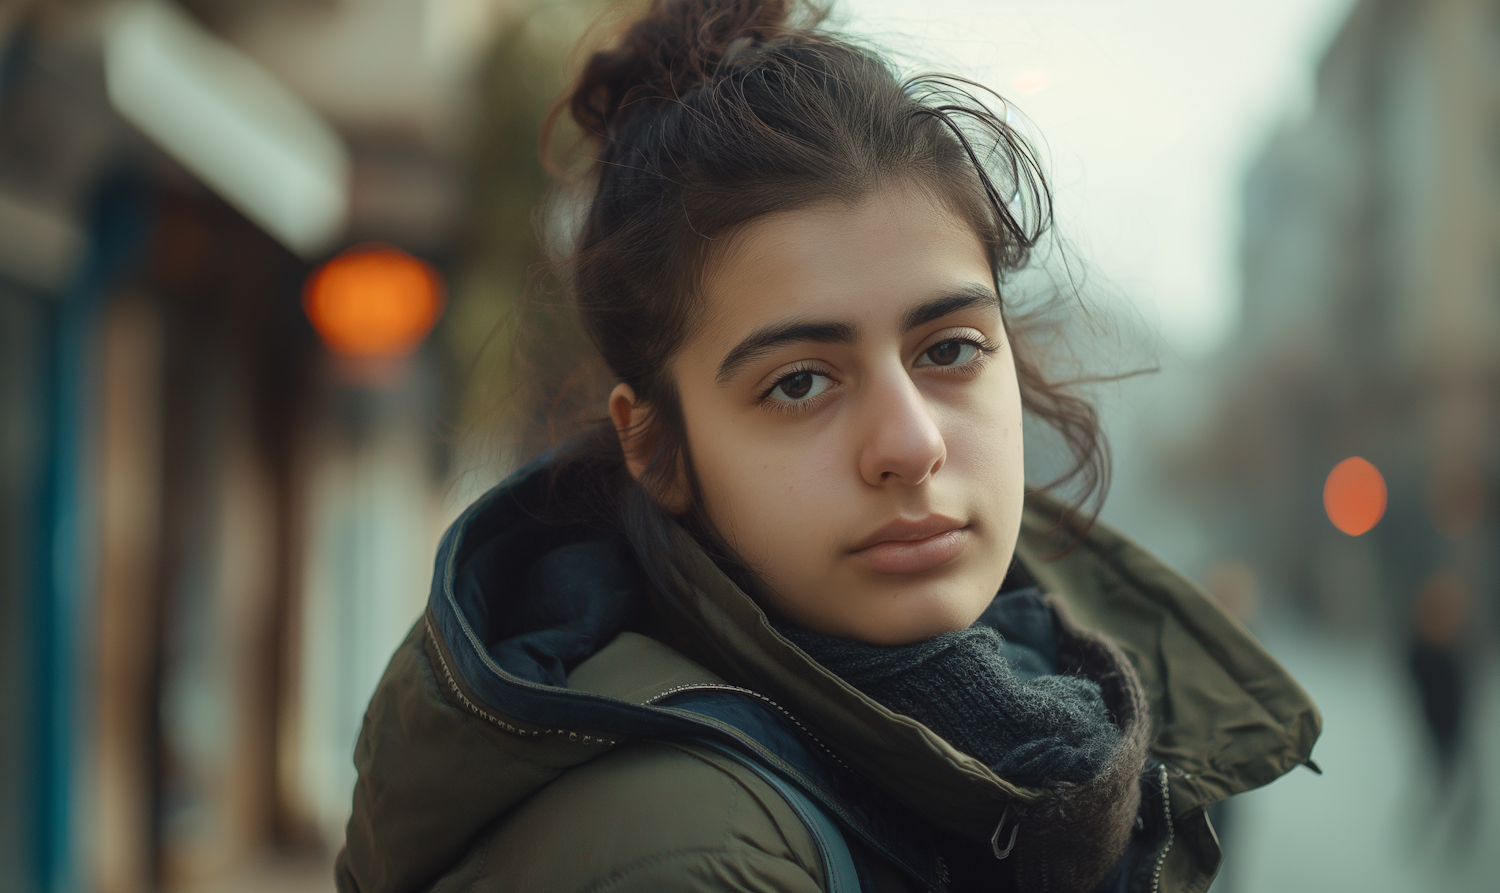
[336,2,1320,891]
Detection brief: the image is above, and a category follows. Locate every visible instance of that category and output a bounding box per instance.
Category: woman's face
[617,182,1025,645]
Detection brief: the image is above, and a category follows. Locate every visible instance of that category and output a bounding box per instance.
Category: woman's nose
[857,373,946,487]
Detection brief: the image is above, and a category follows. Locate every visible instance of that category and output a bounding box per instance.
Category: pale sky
[844,0,1358,355]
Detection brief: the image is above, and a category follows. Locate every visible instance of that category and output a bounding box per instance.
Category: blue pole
[31,174,151,893]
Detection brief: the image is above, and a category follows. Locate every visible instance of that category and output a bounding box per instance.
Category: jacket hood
[339,453,1320,893]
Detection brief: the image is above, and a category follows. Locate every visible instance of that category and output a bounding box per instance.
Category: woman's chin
[840,583,997,646]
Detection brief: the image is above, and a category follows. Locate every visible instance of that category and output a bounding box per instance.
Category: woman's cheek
[718,433,842,591]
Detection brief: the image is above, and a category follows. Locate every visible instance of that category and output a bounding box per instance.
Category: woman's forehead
[694,184,996,344]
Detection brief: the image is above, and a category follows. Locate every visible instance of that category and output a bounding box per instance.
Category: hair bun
[568,0,808,138]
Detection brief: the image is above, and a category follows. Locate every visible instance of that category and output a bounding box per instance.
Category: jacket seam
[425,618,620,746]
[647,684,854,773]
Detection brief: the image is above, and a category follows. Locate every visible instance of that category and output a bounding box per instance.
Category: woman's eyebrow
[713,287,997,386]
[900,287,1000,333]
[716,320,857,384]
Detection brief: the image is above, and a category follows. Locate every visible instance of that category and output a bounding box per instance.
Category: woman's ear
[609,382,690,514]
[609,382,650,479]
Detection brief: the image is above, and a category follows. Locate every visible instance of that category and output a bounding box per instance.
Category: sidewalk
[1225,625,1500,892]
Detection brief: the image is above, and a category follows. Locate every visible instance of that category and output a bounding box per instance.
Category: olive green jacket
[336,470,1320,893]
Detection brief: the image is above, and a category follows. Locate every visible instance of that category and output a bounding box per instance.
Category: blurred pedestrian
[1406,571,1481,850]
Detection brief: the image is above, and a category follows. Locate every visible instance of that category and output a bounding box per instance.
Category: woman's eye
[767,370,831,403]
[918,340,980,367]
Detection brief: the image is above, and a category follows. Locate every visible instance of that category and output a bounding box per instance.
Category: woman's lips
[849,516,968,575]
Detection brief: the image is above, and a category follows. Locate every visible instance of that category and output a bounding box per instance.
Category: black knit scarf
[777,588,1122,787]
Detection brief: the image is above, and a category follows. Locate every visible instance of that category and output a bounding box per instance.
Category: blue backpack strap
[690,738,863,893]
[660,687,938,890]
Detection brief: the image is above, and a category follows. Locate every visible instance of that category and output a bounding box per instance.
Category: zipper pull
[991,803,1023,860]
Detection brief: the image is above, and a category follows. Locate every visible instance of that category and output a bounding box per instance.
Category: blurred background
[0,0,1496,891]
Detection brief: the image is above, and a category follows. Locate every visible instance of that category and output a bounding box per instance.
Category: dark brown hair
[539,0,1107,576]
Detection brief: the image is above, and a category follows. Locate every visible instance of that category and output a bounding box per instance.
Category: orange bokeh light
[304,244,445,358]
[1324,456,1387,536]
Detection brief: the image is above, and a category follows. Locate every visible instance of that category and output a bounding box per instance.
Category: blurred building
[1192,0,1497,631]
[0,1,595,891]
